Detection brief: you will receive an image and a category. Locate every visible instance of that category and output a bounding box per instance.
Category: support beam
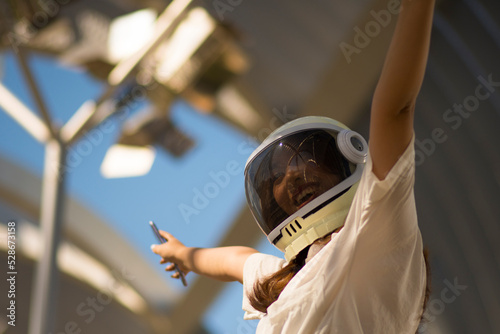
[14,47,58,139]
[28,139,66,334]
[0,82,50,143]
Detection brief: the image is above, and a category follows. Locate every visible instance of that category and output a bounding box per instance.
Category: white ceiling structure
[0,0,499,333]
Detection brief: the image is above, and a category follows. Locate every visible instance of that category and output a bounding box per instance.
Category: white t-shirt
[242,137,426,334]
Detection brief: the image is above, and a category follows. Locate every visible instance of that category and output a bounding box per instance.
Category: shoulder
[359,134,415,204]
[243,253,287,282]
[343,135,417,239]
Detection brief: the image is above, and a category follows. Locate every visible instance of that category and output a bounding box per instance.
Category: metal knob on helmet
[336,129,368,164]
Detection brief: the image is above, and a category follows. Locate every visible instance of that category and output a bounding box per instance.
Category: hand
[150,230,190,279]
[153,232,258,283]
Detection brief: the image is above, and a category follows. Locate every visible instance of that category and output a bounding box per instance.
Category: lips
[292,183,318,209]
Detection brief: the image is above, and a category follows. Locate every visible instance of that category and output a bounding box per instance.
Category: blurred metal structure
[0,0,499,333]
[0,156,172,333]
[0,0,248,333]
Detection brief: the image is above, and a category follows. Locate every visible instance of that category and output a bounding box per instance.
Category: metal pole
[0,82,50,143]
[28,139,66,334]
[14,47,58,139]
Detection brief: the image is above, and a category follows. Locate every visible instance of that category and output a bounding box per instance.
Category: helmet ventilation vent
[295,220,302,229]
[284,220,303,237]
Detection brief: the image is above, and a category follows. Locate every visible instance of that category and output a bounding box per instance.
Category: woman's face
[271,145,342,215]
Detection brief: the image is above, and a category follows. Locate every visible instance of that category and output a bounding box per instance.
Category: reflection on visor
[245,130,353,235]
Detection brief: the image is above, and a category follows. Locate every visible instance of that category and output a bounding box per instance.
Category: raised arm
[370,0,436,179]
[151,231,258,283]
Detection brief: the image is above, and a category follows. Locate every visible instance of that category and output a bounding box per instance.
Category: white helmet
[244,116,368,261]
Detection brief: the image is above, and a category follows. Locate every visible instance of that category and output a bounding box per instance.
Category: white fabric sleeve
[347,135,419,262]
[363,135,415,204]
[242,253,286,320]
[348,135,417,235]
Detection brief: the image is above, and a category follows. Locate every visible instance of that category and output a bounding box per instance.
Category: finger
[171,271,188,279]
[150,244,159,254]
[159,230,174,241]
[164,264,176,271]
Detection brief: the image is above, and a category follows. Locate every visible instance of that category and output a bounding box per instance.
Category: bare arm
[151,231,258,283]
[370,0,436,179]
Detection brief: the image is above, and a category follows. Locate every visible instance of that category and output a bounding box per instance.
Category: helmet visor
[245,129,354,236]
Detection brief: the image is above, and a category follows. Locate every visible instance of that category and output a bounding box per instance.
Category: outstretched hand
[152,230,258,283]
[150,230,190,279]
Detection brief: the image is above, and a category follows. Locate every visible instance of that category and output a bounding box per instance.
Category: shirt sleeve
[242,253,286,320]
[348,135,417,237]
[363,135,416,204]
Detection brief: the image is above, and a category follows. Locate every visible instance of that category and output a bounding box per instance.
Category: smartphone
[149,221,188,287]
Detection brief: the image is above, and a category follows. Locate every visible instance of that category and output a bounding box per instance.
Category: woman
[151,0,435,332]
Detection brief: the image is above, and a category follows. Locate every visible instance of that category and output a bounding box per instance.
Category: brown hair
[248,246,432,323]
[248,245,310,313]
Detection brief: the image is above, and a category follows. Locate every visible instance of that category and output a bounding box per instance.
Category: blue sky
[0,51,282,333]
